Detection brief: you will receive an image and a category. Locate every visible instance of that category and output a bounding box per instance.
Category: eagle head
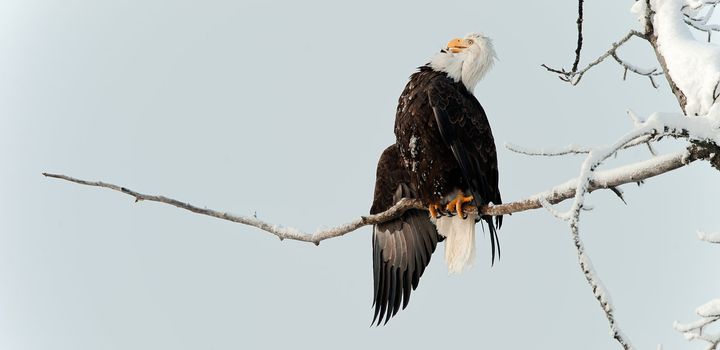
[430,33,497,91]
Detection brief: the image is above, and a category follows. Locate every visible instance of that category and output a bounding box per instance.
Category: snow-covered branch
[698,230,720,243]
[528,108,719,350]
[537,0,720,347]
[674,233,719,349]
[675,308,720,350]
[545,0,720,114]
[570,218,634,350]
[611,52,663,88]
[533,120,708,350]
[683,0,720,41]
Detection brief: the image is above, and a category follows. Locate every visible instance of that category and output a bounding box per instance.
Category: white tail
[434,213,478,274]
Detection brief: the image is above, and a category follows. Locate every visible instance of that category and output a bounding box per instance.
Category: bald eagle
[370,33,502,325]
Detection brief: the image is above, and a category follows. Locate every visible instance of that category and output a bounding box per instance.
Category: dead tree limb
[42,146,701,245]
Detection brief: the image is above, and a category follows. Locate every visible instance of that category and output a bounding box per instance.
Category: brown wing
[370,144,441,325]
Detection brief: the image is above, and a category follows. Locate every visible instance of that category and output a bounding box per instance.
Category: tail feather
[435,213,478,274]
[485,216,500,266]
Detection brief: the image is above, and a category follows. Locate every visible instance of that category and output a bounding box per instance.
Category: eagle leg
[428,203,443,219]
[445,193,474,219]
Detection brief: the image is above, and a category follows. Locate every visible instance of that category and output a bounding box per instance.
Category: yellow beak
[447,38,469,53]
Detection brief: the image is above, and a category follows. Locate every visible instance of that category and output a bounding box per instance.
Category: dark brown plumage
[370,144,442,325]
[394,66,502,258]
[395,66,502,220]
[369,63,502,325]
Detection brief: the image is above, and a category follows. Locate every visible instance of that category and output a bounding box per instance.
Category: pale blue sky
[1,1,718,349]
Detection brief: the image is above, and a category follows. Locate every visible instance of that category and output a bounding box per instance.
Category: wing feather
[370,144,441,325]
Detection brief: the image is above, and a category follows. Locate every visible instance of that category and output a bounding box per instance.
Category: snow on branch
[629,0,720,115]
[674,233,720,349]
[531,109,719,222]
[546,0,720,113]
[528,109,720,350]
[571,218,633,350]
[536,1,720,349]
[698,230,720,243]
[674,303,720,350]
[611,52,663,88]
[682,0,720,41]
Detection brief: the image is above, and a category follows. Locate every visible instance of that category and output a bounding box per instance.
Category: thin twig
[506,134,655,157]
[571,0,585,73]
[505,143,591,156]
[542,30,645,85]
[611,52,663,88]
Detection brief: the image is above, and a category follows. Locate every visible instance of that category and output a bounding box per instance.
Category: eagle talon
[428,203,443,219]
[445,193,474,219]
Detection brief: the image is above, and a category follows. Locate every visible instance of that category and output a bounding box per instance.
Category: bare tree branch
[571,0,585,72]
[505,142,592,156]
[42,144,703,245]
[41,172,427,245]
[506,134,655,157]
[542,30,645,85]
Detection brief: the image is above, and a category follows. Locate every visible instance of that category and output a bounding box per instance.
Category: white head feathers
[429,33,497,91]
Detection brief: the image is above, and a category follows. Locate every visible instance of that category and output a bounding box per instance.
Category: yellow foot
[428,203,442,219]
[445,193,474,219]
